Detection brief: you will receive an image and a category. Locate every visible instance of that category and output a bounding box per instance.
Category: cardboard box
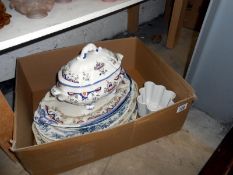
[0,37,196,175]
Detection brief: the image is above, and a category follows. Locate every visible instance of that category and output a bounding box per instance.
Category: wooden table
[128,0,188,49]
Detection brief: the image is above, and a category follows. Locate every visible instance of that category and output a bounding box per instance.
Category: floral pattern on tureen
[51,43,124,105]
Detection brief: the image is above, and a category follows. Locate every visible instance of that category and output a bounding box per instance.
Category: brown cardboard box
[0,37,196,175]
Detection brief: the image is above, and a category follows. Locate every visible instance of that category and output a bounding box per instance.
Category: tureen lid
[58,43,123,87]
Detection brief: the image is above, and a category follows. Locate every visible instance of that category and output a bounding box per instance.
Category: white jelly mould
[137,81,176,117]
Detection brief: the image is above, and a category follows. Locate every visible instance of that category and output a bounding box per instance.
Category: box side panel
[18,46,83,94]
[134,39,195,101]
[0,91,17,161]
[32,90,48,112]
[14,63,34,148]
[15,123,134,175]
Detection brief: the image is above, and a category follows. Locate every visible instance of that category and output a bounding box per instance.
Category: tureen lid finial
[78,43,97,60]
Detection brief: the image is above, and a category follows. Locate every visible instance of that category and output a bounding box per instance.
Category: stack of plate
[32,44,138,144]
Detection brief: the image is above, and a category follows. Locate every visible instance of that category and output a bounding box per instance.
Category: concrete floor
[0,18,230,175]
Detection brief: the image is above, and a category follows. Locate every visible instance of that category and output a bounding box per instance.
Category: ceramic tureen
[51,43,124,105]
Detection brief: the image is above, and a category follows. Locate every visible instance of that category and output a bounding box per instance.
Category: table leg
[166,0,187,48]
[127,4,140,33]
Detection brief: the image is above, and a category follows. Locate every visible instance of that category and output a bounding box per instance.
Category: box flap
[0,91,17,161]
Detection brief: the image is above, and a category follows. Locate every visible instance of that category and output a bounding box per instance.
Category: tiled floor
[0,17,230,175]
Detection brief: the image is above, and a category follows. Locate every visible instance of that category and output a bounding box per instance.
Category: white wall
[0,0,165,82]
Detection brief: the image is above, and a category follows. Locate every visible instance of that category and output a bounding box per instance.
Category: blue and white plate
[33,74,132,128]
[34,80,138,142]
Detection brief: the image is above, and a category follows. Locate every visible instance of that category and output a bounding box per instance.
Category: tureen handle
[80,43,97,59]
